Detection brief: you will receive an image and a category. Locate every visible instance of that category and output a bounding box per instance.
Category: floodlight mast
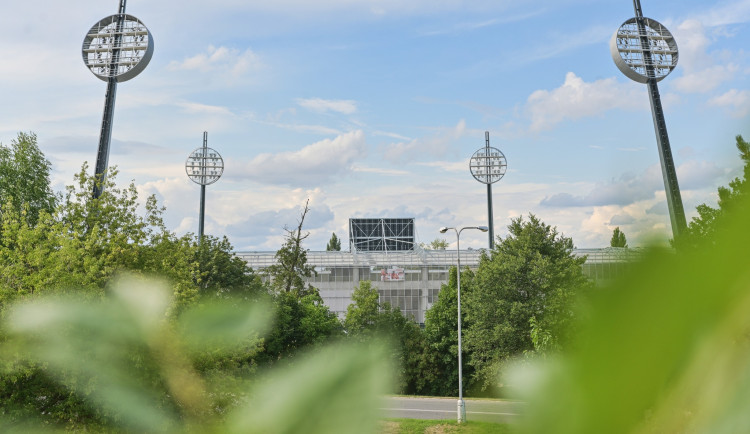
[468,132,507,250]
[485,132,495,249]
[185,132,224,243]
[618,0,687,239]
[85,0,153,198]
[199,132,207,240]
[93,0,127,199]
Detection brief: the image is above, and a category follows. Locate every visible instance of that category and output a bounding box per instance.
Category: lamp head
[477,226,489,232]
[439,227,449,233]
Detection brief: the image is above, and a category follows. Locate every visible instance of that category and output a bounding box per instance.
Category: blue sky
[1,0,749,250]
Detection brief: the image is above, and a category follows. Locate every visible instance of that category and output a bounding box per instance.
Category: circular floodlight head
[470,147,506,185]
[611,17,678,84]
[82,14,154,83]
[186,147,224,185]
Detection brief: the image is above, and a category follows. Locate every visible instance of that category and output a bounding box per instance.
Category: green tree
[259,290,342,364]
[0,164,176,300]
[464,214,589,391]
[259,200,342,364]
[419,238,449,250]
[610,227,628,248]
[0,132,56,226]
[375,304,426,395]
[343,280,427,394]
[326,232,341,251]
[193,235,266,301]
[266,200,316,295]
[683,135,750,246]
[343,280,380,337]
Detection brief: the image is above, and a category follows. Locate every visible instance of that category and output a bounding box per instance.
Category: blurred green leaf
[5,277,179,431]
[176,300,272,353]
[227,342,391,434]
[512,199,750,434]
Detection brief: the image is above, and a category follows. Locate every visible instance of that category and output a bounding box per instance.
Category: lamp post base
[457,399,466,423]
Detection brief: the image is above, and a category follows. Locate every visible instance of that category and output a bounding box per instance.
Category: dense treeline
[0,132,593,428]
[343,215,590,396]
[38,133,750,432]
[5,130,748,430]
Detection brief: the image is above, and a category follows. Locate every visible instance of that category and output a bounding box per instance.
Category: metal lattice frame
[82,14,153,83]
[469,146,506,185]
[610,17,678,83]
[349,218,416,252]
[610,0,687,240]
[186,147,224,185]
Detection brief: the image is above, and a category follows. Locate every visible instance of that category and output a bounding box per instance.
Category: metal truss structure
[349,218,416,252]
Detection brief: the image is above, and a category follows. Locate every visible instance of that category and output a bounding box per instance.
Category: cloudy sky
[1,0,749,251]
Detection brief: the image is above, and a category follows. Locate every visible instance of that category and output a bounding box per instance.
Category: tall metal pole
[198,131,207,242]
[632,0,687,238]
[93,0,127,199]
[456,229,465,424]
[485,132,495,249]
[440,225,488,423]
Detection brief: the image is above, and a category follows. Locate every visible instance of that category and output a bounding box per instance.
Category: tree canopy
[326,232,341,251]
[610,227,628,248]
[0,132,56,226]
[266,200,316,295]
[464,214,589,390]
[683,135,750,246]
[343,280,426,394]
[421,238,449,250]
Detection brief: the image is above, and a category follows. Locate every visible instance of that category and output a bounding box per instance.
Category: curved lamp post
[439,225,489,423]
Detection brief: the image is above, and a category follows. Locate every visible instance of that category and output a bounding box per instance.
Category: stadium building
[237,218,641,323]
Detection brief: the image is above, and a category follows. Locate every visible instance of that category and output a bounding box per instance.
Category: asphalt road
[382,396,524,424]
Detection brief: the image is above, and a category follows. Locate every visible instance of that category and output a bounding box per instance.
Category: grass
[382,418,513,433]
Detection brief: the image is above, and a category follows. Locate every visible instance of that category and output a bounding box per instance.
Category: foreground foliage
[0,277,390,432]
[511,191,750,433]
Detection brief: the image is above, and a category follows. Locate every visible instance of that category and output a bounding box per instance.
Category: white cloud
[416,161,467,172]
[261,121,343,136]
[689,0,750,27]
[709,89,750,118]
[373,131,413,141]
[382,120,468,162]
[672,64,739,94]
[525,72,643,131]
[236,130,367,186]
[351,165,410,176]
[159,0,541,18]
[297,98,357,115]
[669,20,740,93]
[168,45,263,81]
[175,101,235,116]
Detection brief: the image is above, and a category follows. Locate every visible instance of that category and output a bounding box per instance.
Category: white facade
[237,247,638,324]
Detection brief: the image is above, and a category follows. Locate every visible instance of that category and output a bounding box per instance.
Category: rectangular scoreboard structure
[349,218,415,252]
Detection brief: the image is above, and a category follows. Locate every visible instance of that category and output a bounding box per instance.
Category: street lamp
[439,225,489,423]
